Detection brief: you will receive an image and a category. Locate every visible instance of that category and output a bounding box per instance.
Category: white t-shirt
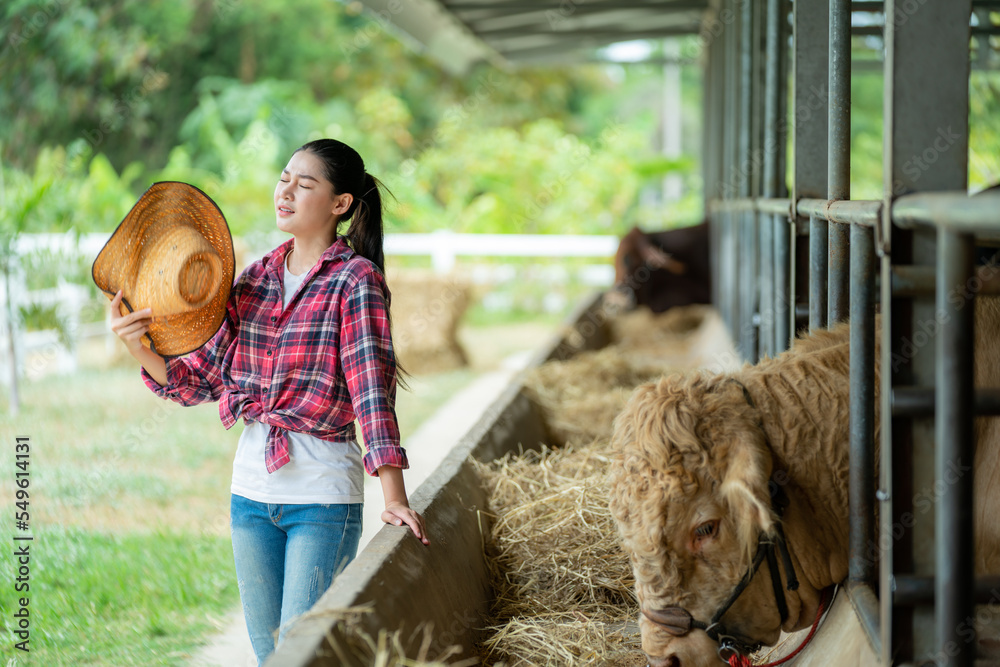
[230,254,365,504]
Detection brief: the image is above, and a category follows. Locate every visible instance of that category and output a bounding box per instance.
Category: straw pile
[523,304,718,445]
[475,442,644,666]
[476,305,720,666]
[389,269,470,375]
[302,606,478,667]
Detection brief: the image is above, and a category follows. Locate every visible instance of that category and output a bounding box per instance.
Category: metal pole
[827,0,851,324]
[849,223,877,587]
[727,0,741,341]
[883,0,973,661]
[739,0,758,361]
[763,0,788,354]
[810,216,829,329]
[792,0,830,333]
[936,230,976,667]
[828,221,850,323]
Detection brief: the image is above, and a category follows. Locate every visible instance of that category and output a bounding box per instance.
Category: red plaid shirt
[142,236,407,476]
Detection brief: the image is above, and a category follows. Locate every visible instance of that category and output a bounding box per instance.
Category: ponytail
[344,172,387,272]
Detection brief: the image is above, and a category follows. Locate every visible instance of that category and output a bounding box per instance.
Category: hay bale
[475,441,641,666]
[523,347,670,445]
[389,270,470,375]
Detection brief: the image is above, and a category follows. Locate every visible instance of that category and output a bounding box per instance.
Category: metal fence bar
[894,575,1000,607]
[892,192,1000,233]
[766,0,791,352]
[883,0,974,662]
[827,0,851,325]
[792,0,830,335]
[892,387,1000,417]
[758,198,793,216]
[828,0,851,203]
[828,222,851,323]
[759,212,775,358]
[810,216,829,330]
[707,198,792,215]
[849,222,877,590]
[936,230,976,667]
[738,0,758,362]
[797,198,881,227]
[721,0,740,339]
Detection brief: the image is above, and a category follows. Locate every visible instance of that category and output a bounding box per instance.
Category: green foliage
[970,71,1000,191]
[17,301,73,348]
[20,247,92,291]
[391,118,653,235]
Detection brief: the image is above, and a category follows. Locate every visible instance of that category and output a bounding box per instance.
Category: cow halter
[641,379,800,663]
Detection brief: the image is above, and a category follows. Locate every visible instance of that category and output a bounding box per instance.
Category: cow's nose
[647,655,681,667]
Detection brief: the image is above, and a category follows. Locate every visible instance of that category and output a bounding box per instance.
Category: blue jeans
[230,494,363,666]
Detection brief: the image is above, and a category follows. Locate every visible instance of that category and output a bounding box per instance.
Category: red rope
[727,588,832,667]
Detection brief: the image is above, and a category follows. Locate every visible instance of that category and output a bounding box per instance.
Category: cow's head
[609,374,795,667]
[608,227,688,312]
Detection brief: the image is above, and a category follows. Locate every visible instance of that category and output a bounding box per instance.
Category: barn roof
[349,0,709,73]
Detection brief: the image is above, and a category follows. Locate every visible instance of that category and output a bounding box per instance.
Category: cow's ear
[719,432,776,561]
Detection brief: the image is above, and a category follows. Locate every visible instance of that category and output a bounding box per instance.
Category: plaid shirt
[142,236,407,476]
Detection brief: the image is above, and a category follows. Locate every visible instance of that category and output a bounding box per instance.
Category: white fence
[2,232,620,381]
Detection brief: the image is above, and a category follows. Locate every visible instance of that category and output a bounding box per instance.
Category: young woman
[110,138,428,665]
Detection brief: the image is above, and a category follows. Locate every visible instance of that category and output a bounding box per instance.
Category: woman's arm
[377,465,429,545]
[108,286,238,406]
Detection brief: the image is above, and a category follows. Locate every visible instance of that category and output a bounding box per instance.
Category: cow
[608,295,1000,666]
[608,222,712,313]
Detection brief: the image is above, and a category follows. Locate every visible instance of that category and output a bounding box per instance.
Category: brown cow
[609,297,1000,666]
[608,223,711,313]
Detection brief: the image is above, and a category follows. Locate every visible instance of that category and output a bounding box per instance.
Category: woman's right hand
[109,290,153,354]
[109,290,169,385]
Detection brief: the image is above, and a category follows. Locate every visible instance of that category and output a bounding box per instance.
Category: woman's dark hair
[296,138,389,272]
[296,138,409,386]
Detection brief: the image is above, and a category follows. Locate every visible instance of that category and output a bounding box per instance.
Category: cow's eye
[694,521,717,538]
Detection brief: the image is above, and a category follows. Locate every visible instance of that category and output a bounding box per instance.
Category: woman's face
[274,150,353,241]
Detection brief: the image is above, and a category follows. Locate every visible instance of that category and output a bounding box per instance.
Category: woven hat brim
[92,181,235,358]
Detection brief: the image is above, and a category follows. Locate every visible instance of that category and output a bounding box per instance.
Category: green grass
[0,527,235,666]
[0,368,239,666]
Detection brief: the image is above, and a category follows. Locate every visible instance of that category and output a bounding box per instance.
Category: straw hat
[92,181,235,357]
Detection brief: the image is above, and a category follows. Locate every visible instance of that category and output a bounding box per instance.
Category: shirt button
[266,350,272,356]
[270,316,276,322]
[262,388,268,394]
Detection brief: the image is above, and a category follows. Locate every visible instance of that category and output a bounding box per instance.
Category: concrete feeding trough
[268,294,611,667]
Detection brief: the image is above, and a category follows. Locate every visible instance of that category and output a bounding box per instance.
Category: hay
[522,346,677,445]
[390,269,470,375]
[475,441,640,666]
[295,605,478,667]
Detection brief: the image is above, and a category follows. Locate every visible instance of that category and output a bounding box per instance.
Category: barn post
[882,0,973,664]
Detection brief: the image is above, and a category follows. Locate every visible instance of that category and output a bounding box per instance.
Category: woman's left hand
[382,502,430,545]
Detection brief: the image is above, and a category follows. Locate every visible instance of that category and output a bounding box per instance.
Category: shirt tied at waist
[236,398,356,474]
